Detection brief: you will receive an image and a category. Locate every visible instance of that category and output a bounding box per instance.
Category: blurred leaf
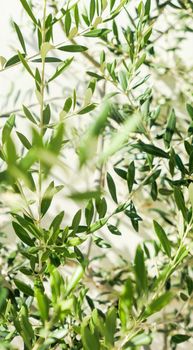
[0,288,8,313]
[134,245,147,294]
[35,287,49,322]
[171,334,191,344]
[105,307,117,346]
[79,103,109,164]
[100,113,141,162]
[65,265,84,296]
[145,291,173,317]
[2,114,15,144]
[69,190,101,201]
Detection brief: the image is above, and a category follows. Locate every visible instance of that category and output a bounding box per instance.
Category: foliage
[0,0,193,349]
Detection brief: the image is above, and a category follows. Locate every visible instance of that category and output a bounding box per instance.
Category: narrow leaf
[13,22,27,54]
[19,0,38,25]
[153,220,171,258]
[107,172,118,203]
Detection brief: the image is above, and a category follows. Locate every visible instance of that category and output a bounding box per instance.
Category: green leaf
[189,183,193,211]
[13,22,27,54]
[87,71,104,81]
[145,0,151,15]
[48,123,64,155]
[14,279,34,296]
[114,167,127,180]
[186,276,193,295]
[85,200,94,226]
[40,42,53,61]
[134,245,147,293]
[43,104,51,128]
[164,108,176,148]
[79,103,109,164]
[110,0,116,11]
[171,334,191,344]
[105,307,117,346]
[19,0,38,25]
[89,217,108,233]
[153,220,171,258]
[48,58,73,82]
[144,291,173,317]
[18,51,34,77]
[81,323,100,350]
[2,114,15,144]
[74,4,79,28]
[127,161,135,192]
[50,211,64,233]
[0,56,6,70]
[5,54,21,68]
[118,70,128,91]
[107,224,121,235]
[41,181,55,217]
[119,278,134,325]
[65,265,84,296]
[0,287,8,313]
[107,172,118,203]
[189,151,193,174]
[72,209,82,232]
[58,45,88,52]
[186,103,193,120]
[77,103,97,115]
[63,97,72,113]
[133,142,169,158]
[17,132,31,149]
[32,57,62,63]
[95,197,107,218]
[174,187,187,220]
[35,287,49,322]
[12,222,34,246]
[100,113,141,162]
[90,0,96,22]
[5,135,17,165]
[20,305,34,344]
[65,11,71,36]
[84,28,111,37]
[123,333,152,348]
[69,190,100,201]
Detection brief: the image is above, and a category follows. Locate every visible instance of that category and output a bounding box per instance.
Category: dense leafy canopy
[0,0,193,349]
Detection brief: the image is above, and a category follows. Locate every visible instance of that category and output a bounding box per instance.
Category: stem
[38,0,47,226]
